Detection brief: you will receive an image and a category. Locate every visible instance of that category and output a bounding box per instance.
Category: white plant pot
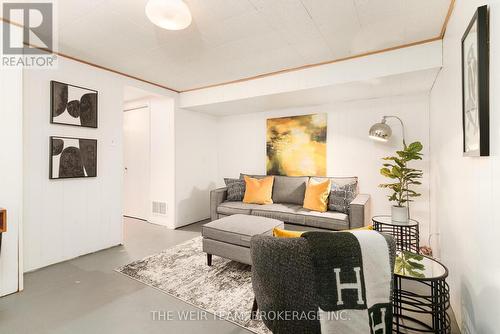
[391,205,409,223]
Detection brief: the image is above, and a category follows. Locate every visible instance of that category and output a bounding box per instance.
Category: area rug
[116,237,270,334]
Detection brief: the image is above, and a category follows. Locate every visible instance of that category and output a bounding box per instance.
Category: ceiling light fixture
[145,0,192,31]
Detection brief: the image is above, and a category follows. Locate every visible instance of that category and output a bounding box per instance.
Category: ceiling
[36,0,451,91]
[123,86,161,103]
[186,68,440,116]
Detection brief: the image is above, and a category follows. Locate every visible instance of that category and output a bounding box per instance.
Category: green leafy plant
[379,142,423,207]
[395,251,426,278]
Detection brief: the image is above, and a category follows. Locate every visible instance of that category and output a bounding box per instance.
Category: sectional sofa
[210,175,370,231]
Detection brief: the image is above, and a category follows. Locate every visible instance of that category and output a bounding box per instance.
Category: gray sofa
[210,175,370,231]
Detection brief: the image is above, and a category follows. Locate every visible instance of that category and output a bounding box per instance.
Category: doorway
[122,86,175,228]
[123,101,150,221]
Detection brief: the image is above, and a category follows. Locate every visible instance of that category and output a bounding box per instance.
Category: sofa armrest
[210,187,228,221]
[348,194,371,229]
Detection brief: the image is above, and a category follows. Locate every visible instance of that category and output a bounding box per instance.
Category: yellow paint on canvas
[266,114,327,176]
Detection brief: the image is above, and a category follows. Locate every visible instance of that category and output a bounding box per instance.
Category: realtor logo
[2,1,57,68]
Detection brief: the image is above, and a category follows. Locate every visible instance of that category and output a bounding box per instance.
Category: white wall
[216,94,431,237]
[0,23,23,296]
[23,56,176,271]
[121,100,216,229]
[175,108,218,228]
[429,1,500,332]
[0,61,23,296]
[150,97,176,227]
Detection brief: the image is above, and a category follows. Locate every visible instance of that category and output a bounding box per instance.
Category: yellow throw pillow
[303,178,331,212]
[243,176,274,205]
[273,227,304,238]
[273,225,373,238]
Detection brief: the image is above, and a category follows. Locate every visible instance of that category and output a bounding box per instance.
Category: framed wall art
[462,5,489,157]
[50,136,97,179]
[266,114,327,176]
[51,81,98,128]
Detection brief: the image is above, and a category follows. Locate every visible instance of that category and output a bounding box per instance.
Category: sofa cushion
[224,178,245,201]
[311,176,358,187]
[251,203,306,226]
[299,209,349,230]
[218,201,350,231]
[217,201,263,216]
[328,182,358,213]
[202,214,283,248]
[253,204,349,230]
[273,227,304,238]
[243,176,274,205]
[303,178,331,212]
[240,173,267,180]
[271,175,309,205]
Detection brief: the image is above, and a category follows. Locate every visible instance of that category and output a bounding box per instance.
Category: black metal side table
[372,215,420,253]
[393,252,451,333]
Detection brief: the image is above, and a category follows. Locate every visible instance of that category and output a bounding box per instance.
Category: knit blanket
[302,231,393,334]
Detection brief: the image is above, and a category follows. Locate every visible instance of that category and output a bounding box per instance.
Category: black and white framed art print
[50,136,97,179]
[51,81,98,128]
[462,5,489,157]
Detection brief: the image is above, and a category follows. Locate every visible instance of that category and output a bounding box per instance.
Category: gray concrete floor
[0,217,460,334]
[0,217,250,334]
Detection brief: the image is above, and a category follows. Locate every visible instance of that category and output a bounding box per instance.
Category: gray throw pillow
[328,182,358,213]
[224,178,246,201]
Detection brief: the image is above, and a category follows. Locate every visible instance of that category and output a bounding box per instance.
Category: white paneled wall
[0,58,23,296]
[23,61,124,271]
[0,23,23,296]
[216,94,431,240]
[174,108,218,228]
[430,1,500,332]
[23,57,176,272]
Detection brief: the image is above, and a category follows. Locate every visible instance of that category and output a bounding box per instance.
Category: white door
[123,106,150,220]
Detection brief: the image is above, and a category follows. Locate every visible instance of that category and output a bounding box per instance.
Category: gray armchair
[250,233,396,333]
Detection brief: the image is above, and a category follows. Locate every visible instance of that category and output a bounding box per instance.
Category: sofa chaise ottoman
[202,214,284,265]
[210,174,370,231]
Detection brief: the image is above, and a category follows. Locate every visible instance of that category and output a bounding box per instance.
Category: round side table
[393,252,451,333]
[372,215,420,253]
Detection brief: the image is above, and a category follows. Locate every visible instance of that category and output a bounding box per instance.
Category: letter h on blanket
[334,267,364,306]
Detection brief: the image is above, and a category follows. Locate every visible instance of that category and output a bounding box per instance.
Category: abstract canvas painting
[50,136,97,179]
[51,81,98,128]
[461,5,489,157]
[266,114,327,176]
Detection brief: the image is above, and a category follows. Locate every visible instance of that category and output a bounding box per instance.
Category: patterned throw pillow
[328,182,358,213]
[224,178,246,201]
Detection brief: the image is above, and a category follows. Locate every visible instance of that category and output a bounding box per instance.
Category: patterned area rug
[116,237,270,334]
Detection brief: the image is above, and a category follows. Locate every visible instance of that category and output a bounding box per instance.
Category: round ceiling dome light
[145,0,192,30]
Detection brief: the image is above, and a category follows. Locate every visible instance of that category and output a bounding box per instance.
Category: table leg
[393,275,401,333]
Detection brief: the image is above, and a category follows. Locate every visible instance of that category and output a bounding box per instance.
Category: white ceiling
[186,68,441,116]
[123,86,161,103]
[51,0,451,91]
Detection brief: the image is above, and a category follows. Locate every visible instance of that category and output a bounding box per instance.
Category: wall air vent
[152,201,167,215]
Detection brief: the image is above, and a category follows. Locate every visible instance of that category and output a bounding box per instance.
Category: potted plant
[379,142,423,223]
